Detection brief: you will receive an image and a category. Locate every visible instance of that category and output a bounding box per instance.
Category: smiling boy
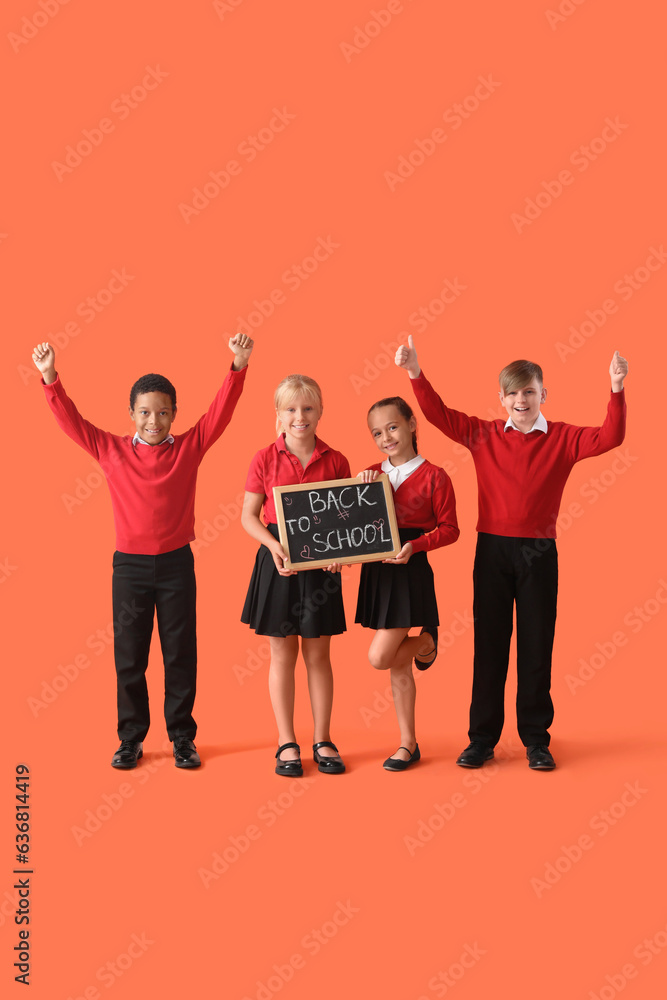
[32,335,253,769]
[396,336,628,769]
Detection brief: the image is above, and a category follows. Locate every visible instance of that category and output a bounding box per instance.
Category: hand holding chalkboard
[273,475,401,570]
[382,540,414,565]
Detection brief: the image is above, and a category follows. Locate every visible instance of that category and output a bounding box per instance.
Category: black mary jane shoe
[312,741,346,774]
[414,627,438,670]
[275,742,303,777]
[382,744,421,771]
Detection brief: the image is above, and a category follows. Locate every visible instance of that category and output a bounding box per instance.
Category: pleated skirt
[241,524,346,637]
[355,528,439,629]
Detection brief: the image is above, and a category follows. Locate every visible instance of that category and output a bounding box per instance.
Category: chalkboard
[273,475,401,570]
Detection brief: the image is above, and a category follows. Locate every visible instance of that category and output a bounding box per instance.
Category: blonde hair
[499,360,543,395]
[274,374,323,433]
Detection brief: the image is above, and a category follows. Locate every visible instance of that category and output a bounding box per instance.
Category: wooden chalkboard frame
[273,474,402,570]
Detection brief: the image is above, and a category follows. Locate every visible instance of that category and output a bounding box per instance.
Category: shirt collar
[503,412,548,435]
[381,454,426,488]
[132,432,175,447]
[275,434,330,460]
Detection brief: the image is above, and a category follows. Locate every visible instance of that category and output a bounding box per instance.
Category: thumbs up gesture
[609,350,628,392]
[395,334,421,378]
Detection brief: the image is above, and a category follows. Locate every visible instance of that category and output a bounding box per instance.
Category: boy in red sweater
[396,336,628,770]
[32,335,253,769]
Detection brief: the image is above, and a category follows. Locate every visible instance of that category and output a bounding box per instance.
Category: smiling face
[368,404,417,465]
[130,391,176,445]
[277,392,321,445]
[498,377,546,431]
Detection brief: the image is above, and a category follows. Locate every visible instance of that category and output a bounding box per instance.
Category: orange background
[4,1,666,997]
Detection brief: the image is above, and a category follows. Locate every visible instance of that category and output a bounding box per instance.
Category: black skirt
[241,524,346,637]
[355,528,439,629]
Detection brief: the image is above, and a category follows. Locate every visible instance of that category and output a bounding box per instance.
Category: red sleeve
[411,468,460,554]
[245,448,267,495]
[411,371,490,449]
[41,375,111,460]
[335,451,352,479]
[192,363,247,455]
[565,390,627,463]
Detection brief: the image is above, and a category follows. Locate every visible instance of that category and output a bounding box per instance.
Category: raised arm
[395,335,482,448]
[568,351,628,462]
[32,342,106,459]
[32,342,57,385]
[610,350,628,393]
[395,334,421,379]
[193,333,254,453]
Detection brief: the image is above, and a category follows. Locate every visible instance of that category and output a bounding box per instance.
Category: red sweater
[42,365,247,554]
[411,371,626,539]
[367,460,459,554]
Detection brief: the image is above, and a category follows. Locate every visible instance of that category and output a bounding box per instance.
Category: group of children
[31,334,627,774]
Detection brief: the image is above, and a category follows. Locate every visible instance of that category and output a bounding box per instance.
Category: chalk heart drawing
[300,546,314,560]
[373,518,384,529]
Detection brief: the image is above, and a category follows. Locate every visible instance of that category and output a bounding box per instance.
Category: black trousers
[469,532,558,747]
[112,545,197,741]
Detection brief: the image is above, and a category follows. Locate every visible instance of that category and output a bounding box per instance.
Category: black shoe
[275,742,303,777]
[173,737,201,768]
[527,745,555,770]
[414,627,438,670]
[313,741,345,774]
[455,742,494,768]
[111,740,143,769]
[383,744,421,771]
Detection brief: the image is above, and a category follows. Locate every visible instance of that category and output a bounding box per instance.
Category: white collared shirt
[503,412,548,435]
[381,454,426,490]
[132,432,175,447]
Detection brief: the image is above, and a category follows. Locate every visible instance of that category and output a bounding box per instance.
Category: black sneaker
[111,740,143,769]
[526,745,555,770]
[455,742,494,768]
[173,737,201,768]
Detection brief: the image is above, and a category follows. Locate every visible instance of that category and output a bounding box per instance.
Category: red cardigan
[366,459,459,554]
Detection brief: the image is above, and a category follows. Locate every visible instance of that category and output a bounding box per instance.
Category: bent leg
[367,627,430,670]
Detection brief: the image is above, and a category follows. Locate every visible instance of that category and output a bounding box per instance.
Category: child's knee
[368,649,391,670]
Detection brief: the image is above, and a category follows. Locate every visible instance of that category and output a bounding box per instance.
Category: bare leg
[390,663,417,760]
[302,636,338,757]
[367,629,421,761]
[368,628,433,670]
[269,635,300,761]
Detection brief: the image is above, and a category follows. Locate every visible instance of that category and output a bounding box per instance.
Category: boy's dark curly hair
[129,374,177,410]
